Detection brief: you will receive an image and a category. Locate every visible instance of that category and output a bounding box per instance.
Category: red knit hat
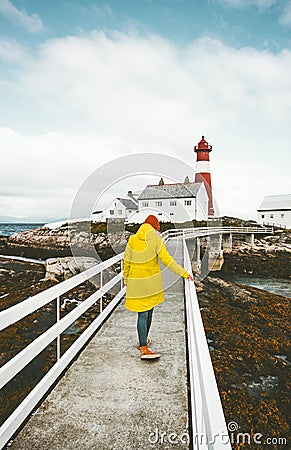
[144,215,160,230]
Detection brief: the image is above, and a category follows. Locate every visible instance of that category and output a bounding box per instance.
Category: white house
[103,191,138,221]
[257,194,291,229]
[127,178,208,224]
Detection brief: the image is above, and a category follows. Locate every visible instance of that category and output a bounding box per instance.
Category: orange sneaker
[140,346,160,360]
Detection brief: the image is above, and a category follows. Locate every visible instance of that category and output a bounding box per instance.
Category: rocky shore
[0,222,130,260]
[220,231,291,278]
[196,277,290,448]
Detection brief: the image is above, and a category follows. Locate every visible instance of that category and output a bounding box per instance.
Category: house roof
[257,194,291,211]
[117,198,138,210]
[138,182,204,200]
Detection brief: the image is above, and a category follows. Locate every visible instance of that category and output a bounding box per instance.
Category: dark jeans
[137,308,154,347]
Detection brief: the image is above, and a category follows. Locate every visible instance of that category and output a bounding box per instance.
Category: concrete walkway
[10,241,189,450]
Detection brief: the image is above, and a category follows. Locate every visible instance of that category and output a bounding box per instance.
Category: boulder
[219,231,291,278]
[45,257,99,282]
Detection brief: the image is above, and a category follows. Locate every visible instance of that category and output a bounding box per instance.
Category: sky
[0,0,290,223]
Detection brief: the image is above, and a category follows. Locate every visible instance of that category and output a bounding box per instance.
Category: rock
[195,281,204,292]
[45,257,99,282]
[0,268,13,277]
[94,233,107,246]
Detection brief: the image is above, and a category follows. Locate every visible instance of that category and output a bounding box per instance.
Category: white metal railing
[0,254,124,332]
[0,253,125,449]
[164,226,272,449]
[263,222,287,229]
[162,226,273,242]
[183,239,232,449]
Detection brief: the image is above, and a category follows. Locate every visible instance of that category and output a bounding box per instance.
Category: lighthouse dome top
[194,135,212,152]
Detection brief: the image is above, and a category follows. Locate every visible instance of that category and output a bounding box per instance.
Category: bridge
[0,226,272,449]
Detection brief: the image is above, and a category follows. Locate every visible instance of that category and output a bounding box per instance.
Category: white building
[95,191,138,221]
[128,178,208,224]
[257,194,291,229]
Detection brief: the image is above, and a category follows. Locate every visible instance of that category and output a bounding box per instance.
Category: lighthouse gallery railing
[0,226,272,449]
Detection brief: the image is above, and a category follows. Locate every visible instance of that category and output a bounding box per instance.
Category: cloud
[0,33,291,221]
[279,0,291,26]
[91,3,113,17]
[215,0,279,9]
[0,0,43,32]
[0,38,25,62]
[0,38,23,62]
[215,0,291,29]
[0,127,125,221]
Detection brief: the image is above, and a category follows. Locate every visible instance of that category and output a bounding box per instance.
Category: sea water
[0,223,44,237]
[222,274,291,298]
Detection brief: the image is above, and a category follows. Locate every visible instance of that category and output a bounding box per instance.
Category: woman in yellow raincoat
[123,215,193,359]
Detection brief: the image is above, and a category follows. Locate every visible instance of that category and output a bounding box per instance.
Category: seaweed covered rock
[197,277,290,448]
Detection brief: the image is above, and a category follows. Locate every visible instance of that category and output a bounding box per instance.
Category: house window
[281,214,285,218]
[184,200,192,206]
[170,213,174,216]
[128,210,132,213]
[261,214,265,219]
[158,213,162,215]
[110,210,114,215]
[170,201,177,206]
[118,210,122,215]
[270,214,274,218]
[142,201,149,207]
[156,201,162,207]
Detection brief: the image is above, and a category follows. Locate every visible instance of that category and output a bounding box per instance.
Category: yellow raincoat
[123,223,189,312]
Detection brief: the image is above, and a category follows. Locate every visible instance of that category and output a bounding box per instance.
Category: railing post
[100,270,103,313]
[120,259,124,289]
[223,233,232,253]
[56,296,61,361]
[245,233,255,246]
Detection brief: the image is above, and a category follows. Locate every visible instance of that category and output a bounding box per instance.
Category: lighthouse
[194,135,214,217]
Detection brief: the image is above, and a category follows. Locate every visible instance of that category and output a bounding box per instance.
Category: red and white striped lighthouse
[194,135,214,217]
